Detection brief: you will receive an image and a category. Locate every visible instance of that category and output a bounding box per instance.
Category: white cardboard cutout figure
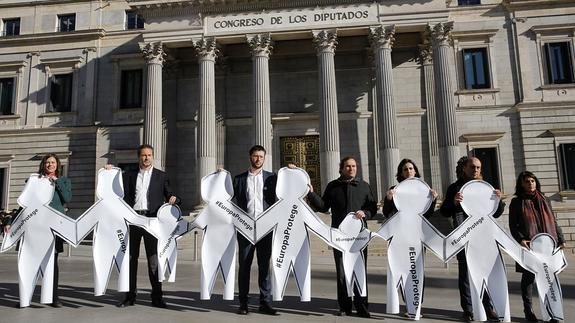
[148,204,194,282]
[1,175,78,307]
[192,170,255,300]
[375,178,443,320]
[521,233,567,322]
[444,180,523,322]
[75,168,151,296]
[329,213,372,298]
[255,167,333,301]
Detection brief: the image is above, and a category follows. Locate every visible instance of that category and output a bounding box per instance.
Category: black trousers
[237,232,273,305]
[53,252,59,301]
[126,225,162,301]
[333,249,369,314]
[457,250,493,313]
[520,271,536,311]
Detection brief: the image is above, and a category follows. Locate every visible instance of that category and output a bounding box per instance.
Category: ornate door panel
[280,136,321,192]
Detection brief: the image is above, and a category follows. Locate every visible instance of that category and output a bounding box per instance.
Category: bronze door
[280,136,321,192]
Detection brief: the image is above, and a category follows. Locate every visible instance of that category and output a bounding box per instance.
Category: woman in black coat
[509,171,565,323]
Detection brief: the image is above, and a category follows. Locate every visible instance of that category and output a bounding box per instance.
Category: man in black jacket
[307,156,377,318]
[440,156,504,322]
[117,144,180,308]
[232,145,278,315]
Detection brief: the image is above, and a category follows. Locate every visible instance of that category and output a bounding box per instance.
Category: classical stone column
[419,38,442,196]
[194,37,218,180]
[370,25,400,191]
[247,33,273,171]
[313,29,341,189]
[142,42,166,169]
[428,22,460,191]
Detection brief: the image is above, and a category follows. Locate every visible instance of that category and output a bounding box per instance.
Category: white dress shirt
[134,167,153,211]
[246,169,264,217]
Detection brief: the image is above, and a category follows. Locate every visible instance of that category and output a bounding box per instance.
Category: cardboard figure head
[530,233,557,257]
[201,170,233,202]
[460,180,499,218]
[157,204,181,225]
[18,175,54,206]
[276,168,309,199]
[338,213,364,237]
[393,178,433,215]
[96,168,124,199]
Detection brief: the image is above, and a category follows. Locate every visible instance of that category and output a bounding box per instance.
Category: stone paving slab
[0,246,573,323]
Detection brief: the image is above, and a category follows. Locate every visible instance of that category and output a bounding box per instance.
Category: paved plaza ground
[0,245,573,323]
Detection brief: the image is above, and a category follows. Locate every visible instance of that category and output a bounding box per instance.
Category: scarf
[521,190,558,242]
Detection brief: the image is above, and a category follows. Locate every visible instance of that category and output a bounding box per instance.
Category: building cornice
[503,0,575,10]
[0,29,106,47]
[129,0,377,16]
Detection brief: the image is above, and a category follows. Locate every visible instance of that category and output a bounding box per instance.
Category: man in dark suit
[233,145,278,315]
[117,144,179,308]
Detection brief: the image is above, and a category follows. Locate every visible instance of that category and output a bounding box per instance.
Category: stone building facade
[0,0,574,252]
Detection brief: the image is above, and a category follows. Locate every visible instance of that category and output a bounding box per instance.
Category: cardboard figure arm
[302,205,334,246]
[191,208,208,230]
[122,200,151,228]
[495,227,524,264]
[48,208,80,247]
[444,226,469,261]
[422,219,445,259]
[231,206,256,244]
[1,208,26,251]
[375,215,398,241]
[75,203,102,243]
[254,206,279,242]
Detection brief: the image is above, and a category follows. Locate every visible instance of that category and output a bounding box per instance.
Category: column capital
[141,42,166,65]
[313,29,338,54]
[247,33,273,58]
[194,37,219,62]
[427,22,454,47]
[369,25,395,50]
[418,30,433,65]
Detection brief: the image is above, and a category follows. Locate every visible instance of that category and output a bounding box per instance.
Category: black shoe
[548,319,559,323]
[357,310,371,318]
[237,303,248,315]
[524,309,538,322]
[117,297,135,308]
[486,308,500,322]
[50,300,63,308]
[462,311,474,322]
[336,310,352,316]
[151,298,167,308]
[258,302,278,315]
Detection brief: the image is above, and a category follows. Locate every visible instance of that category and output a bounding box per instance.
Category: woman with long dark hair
[37,154,72,307]
[382,158,437,218]
[509,171,565,322]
